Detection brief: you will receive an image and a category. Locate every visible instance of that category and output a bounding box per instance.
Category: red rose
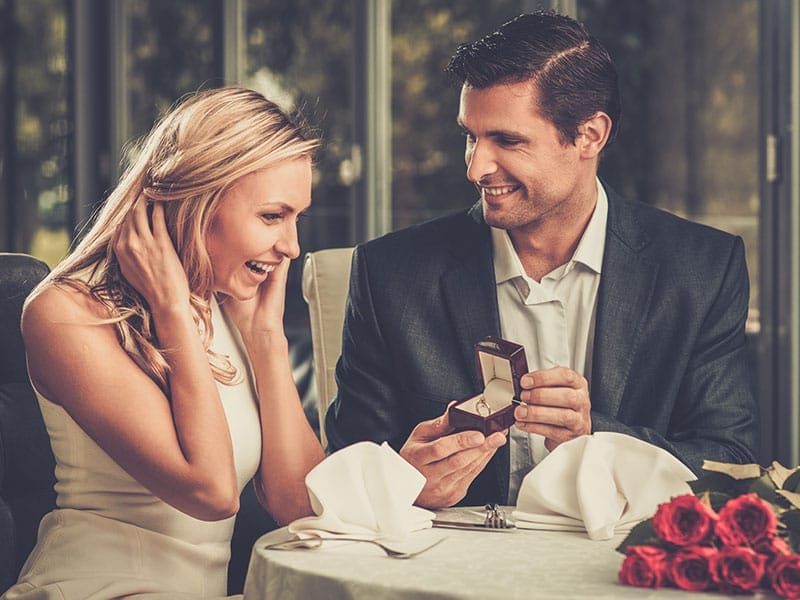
[652,494,718,546]
[670,546,718,591]
[754,535,792,561]
[710,546,767,593]
[716,493,777,547]
[769,554,800,599]
[618,545,671,588]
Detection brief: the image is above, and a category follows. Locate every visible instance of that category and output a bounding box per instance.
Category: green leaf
[767,461,797,488]
[701,460,762,479]
[706,490,735,512]
[690,472,758,497]
[777,490,800,510]
[785,470,800,493]
[748,472,779,501]
[615,519,660,554]
[783,511,800,554]
[780,508,800,530]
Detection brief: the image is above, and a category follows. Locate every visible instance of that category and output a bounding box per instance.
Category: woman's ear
[577,112,612,158]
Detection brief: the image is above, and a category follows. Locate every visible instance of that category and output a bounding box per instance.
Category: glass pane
[127,0,218,139]
[12,0,71,267]
[391,0,522,229]
[245,0,354,252]
[579,0,760,331]
[244,0,354,329]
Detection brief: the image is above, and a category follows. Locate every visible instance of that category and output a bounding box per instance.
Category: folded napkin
[288,441,435,541]
[512,432,696,540]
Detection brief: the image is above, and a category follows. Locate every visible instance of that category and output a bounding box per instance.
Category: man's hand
[513,366,591,451]
[400,405,507,509]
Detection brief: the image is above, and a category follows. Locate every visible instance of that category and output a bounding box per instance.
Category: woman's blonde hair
[37,86,319,389]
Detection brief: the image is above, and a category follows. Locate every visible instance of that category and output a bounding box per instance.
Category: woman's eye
[261,213,282,222]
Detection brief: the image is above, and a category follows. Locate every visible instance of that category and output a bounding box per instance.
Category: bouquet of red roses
[617,460,800,598]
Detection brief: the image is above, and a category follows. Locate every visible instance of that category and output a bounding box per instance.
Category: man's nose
[465,140,497,183]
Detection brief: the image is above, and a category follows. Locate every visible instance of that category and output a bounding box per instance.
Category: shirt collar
[492,177,608,284]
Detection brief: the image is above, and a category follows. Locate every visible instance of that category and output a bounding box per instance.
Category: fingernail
[521,375,533,387]
[516,405,527,419]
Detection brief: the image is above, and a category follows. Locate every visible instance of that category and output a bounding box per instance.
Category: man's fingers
[521,367,587,390]
[404,429,485,465]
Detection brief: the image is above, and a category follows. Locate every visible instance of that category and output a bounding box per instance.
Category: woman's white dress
[2,299,262,599]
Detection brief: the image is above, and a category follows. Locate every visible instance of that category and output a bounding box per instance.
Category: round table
[242,525,763,599]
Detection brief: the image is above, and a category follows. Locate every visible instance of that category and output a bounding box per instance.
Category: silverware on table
[263,532,446,559]
[432,504,516,531]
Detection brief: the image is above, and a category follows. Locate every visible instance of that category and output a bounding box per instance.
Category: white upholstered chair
[301,247,354,447]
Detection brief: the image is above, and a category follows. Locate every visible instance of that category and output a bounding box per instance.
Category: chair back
[0,253,55,592]
[301,247,354,447]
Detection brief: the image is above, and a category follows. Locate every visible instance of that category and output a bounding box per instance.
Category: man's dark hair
[445,11,621,146]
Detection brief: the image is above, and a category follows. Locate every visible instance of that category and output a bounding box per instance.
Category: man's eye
[498,137,521,147]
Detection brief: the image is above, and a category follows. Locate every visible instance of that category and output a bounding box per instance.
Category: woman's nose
[275,223,300,260]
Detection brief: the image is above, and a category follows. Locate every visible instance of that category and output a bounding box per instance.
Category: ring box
[448,336,529,435]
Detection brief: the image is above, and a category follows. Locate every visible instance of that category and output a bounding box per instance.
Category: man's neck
[508,187,598,282]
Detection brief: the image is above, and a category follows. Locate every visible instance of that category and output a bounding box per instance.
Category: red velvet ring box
[448,336,529,435]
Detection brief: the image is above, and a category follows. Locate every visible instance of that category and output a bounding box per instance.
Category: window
[579,0,761,332]
[391,1,521,229]
[1,0,70,267]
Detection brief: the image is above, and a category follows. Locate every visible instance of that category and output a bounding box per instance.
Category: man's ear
[577,112,612,158]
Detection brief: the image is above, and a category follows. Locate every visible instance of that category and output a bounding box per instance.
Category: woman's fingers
[149,201,169,241]
[129,195,152,239]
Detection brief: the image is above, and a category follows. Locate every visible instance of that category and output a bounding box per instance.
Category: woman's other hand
[222,256,290,349]
[114,198,190,313]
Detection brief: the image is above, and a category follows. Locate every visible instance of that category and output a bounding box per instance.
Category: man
[325,11,758,509]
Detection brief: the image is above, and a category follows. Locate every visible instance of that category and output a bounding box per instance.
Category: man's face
[457,81,594,234]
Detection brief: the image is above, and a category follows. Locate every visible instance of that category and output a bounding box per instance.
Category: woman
[3,87,325,599]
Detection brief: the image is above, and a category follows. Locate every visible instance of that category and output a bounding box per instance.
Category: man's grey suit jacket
[326,187,759,505]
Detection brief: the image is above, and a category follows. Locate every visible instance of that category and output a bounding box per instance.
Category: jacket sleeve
[592,235,759,473]
[324,245,412,453]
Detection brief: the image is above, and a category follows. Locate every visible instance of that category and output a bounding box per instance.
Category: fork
[483,503,514,529]
[263,533,446,559]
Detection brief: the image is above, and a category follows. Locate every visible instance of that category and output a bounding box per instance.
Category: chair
[301,247,354,447]
[0,253,55,592]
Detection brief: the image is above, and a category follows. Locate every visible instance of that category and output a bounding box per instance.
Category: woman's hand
[114,198,190,313]
[222,257,290,349]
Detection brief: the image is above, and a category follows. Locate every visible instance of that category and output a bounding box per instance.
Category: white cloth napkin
[512,432,696,540]
[288,441,435,541]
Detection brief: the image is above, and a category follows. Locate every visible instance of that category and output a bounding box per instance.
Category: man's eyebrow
[455,121,529,140]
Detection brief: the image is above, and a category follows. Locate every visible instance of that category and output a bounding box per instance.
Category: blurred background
[0,0,797,466]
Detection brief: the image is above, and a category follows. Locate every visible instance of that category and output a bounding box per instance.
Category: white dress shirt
[492,179,608,503]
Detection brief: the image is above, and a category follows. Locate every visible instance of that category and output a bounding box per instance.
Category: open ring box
[448,336,529,435]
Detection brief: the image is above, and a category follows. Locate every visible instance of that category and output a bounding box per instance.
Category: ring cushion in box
[448,336,529,435]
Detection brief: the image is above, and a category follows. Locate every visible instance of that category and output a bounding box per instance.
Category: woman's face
[206,156,312,301]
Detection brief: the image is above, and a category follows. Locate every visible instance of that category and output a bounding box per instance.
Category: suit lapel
[440,203,509,501]
[441,205,501,390]
[591,191,658,417]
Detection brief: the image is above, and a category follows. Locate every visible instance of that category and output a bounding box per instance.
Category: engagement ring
[475,396,492,417]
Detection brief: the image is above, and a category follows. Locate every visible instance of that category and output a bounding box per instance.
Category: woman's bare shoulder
[22,281,113,340]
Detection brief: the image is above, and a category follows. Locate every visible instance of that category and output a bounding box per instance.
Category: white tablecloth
[243,523,768,599]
